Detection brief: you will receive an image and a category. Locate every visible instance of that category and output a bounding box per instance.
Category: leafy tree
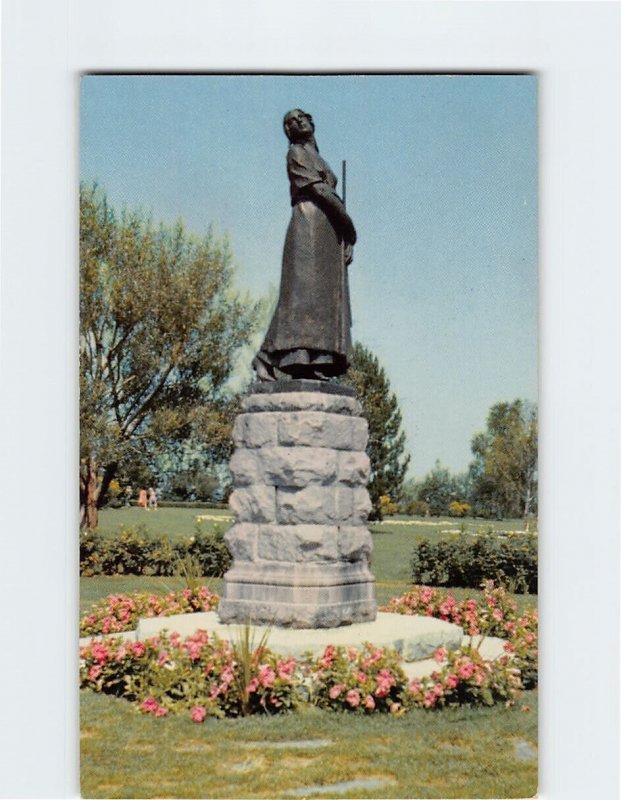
[416,460,459,516]
[469,399,538,520]
[341,342,410,520]
[80,184,259,528]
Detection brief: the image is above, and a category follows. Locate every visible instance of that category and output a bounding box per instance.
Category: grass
[96,506,233,540]
[81,689,538,799]
[81,507,538,797]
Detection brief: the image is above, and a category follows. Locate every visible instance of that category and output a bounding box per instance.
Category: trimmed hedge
[80,524,231,577]
[410,533,537,594]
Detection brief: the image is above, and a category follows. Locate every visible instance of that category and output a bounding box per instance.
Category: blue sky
[81,74,537,478]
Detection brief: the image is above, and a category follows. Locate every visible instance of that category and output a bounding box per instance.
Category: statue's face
[284,109,314,142]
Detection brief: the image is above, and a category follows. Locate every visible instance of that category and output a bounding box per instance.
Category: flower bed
[380,580,538,688]
[80,631,526,721]
[79,586,219,636]
[80,580,537,718]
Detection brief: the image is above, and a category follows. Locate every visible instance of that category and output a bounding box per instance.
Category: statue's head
[283,109,315,143]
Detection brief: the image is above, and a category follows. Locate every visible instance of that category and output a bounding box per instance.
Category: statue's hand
[344,242,354,266]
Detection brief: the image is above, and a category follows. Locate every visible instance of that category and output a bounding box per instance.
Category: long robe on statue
[256,142,351,377]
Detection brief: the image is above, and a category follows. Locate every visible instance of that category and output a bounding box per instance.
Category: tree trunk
[84,455,99,529]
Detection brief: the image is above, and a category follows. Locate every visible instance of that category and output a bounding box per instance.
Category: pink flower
[131,641,146,657]
[433,682,444,697]
[446,673,459,689]
[246,677,259,693]
[258,665,275,688]
[90,643,109,665]
[319,645,335,668]
[140,696,159,713]
[346,689,361,707]
[346,647,359,661]
[492,608,504,621]
[458,662,475,680]
[408,679,421,694]
[364,694,376,710]
[190,705,207,723]
[154,705,168,717]
[423,691,437,708]
[277,658,296,680]
[355,670,367,683]
[433,647,448,663]
[329,683,345,700]
[88,665,102,681]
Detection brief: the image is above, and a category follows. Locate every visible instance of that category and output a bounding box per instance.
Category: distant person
[148,487,158,511]
[124,485,132,507]
[138,487,148,510]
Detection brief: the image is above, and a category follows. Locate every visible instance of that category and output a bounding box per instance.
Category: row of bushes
[80,632,525,720]
[80,525,231,577]
[410,533,537,594]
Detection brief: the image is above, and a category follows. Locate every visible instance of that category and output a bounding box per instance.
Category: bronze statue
[252,109,357,381]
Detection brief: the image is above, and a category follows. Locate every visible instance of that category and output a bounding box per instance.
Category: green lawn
[81,508,538,798]
[97,505,233,540]
[81,689,538,799]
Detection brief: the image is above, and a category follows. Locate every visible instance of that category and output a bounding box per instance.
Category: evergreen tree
[342,342,411,520]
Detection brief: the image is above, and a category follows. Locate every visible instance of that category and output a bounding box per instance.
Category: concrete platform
[134,611,464,662]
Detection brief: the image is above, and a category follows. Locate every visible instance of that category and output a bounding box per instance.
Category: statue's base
[218,561,376,628]
[220,386,377,629]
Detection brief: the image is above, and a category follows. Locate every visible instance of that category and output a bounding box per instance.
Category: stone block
[229,449,262,486]
[338,526,373,561]
[233,413,279,448]
[352,487,372,524]
[276,486,340,525]
[261,446,338,487]
[241,391,362,416]
[257,524,339,562]
[224,523,258,561]
[229,485,276,523]
[337,451,370,485]
[277,412,368,451]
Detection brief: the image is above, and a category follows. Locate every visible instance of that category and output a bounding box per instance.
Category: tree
[468,399,538,520]
[79,184,260,527]
[341,342,410,520]
[416,460,459,516]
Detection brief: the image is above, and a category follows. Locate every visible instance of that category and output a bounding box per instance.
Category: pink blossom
[131,641,146,657]
[140,696,159,713]
[492,608,504,621]
[329,683,345,699]
[154,705,168,717]
[158,650,169,667]
[190,705,207,723]
[446,673,459,689]
[355,670,367,683]
[258,665,275,688]
[423,691,437,708]
[346,689,361,707]
[433,682,444,697]
[364,694,376,710]
[246,677,259,693]
[88,665,102,681]
[90,643,110,665]
[458,661,475,680]
[408,679,421,694]
[433,647,448,663]
[346,646,358,661]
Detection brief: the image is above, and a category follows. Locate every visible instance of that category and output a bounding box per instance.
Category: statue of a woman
[252,109,357,381]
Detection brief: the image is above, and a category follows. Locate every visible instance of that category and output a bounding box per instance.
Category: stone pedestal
[218,380,377,628]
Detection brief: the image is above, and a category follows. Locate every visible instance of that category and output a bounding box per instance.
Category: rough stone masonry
[218,381,377,628]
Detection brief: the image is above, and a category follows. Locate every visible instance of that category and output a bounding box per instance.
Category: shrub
[410,532,537,593]
[407,644,521,708]
[382,580,538,688]
[79,586,220,636]
[79,524,232,578]
[379,495,399,517]
[402,499,429,517]
[80,630,301,719]
[449,500,471,517]
[305,643,409,714]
